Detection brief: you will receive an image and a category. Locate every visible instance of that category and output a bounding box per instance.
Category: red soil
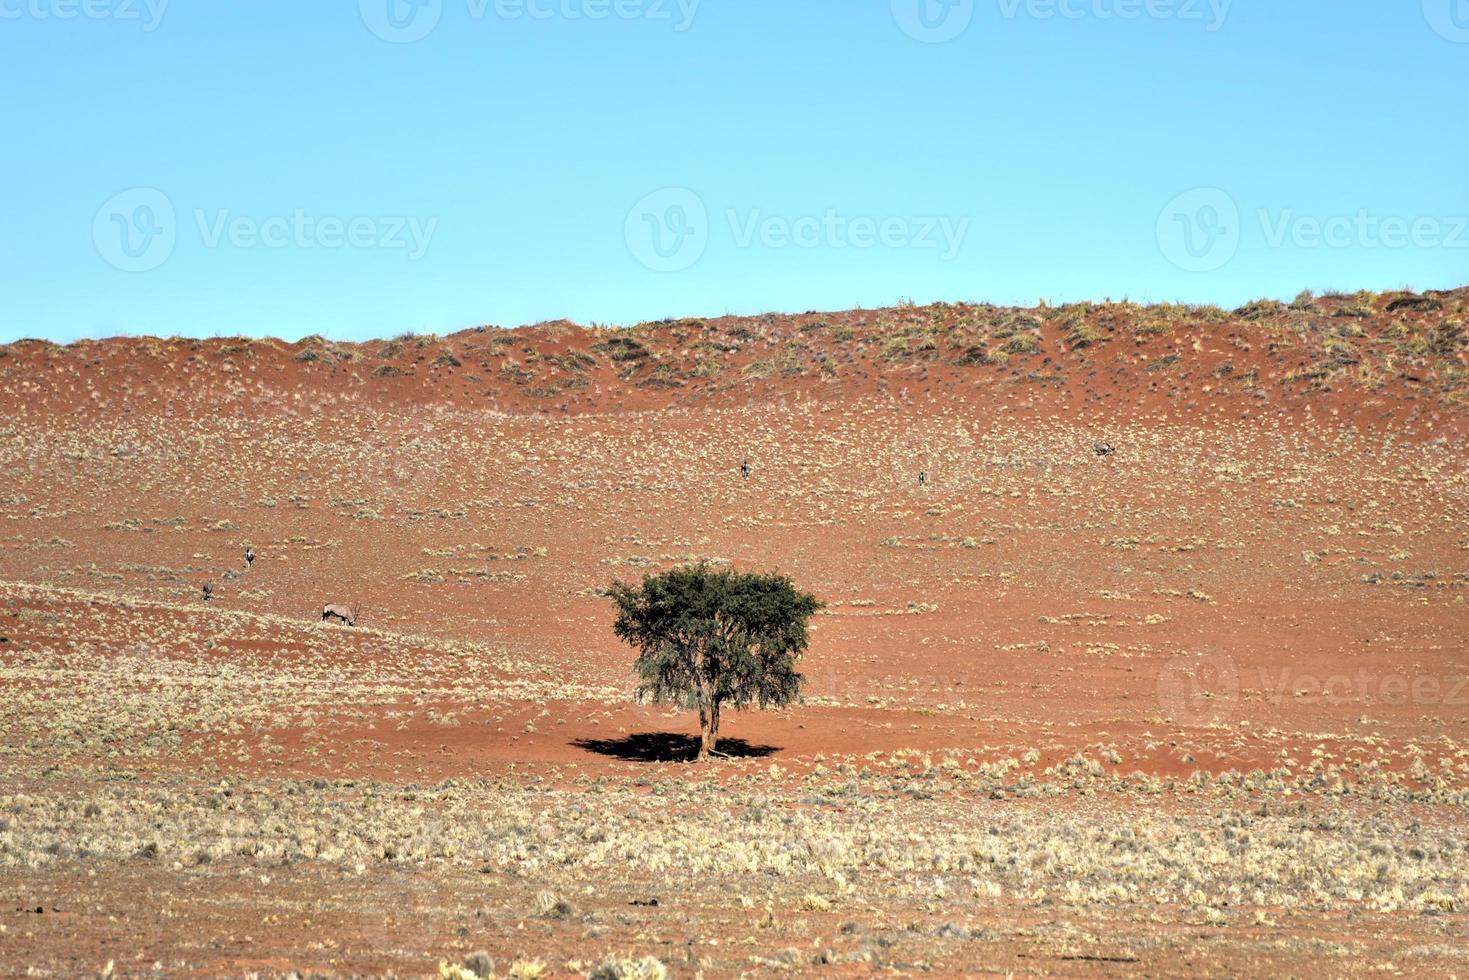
[0,289,1465,977]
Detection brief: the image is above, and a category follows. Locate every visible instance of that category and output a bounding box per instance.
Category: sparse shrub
[1334,292,1377,318]
[1054,304,1105,349]
[693,358,728,379]
[463,952,495,979]
[293,334,354,364]
[1430,320,1465,356]
[742,360,774,379]
[508,960,547,980]
[588,958,667,980]
[953,345,987,365]
[1004,333,1040,355]
[1385,294,1441,314]
[1066,321,1105,349]
[1289,290,1322,312]
[533,890,573,918]
[1235,298,1284,320]
[881,335,910,360]
[592,336,649,362]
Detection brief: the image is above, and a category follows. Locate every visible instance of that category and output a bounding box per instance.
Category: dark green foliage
[608,564,822,760]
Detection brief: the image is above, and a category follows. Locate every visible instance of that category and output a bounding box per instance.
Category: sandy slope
[0,289,1465,977]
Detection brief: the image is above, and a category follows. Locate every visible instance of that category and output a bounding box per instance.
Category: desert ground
[0,289,1466,977]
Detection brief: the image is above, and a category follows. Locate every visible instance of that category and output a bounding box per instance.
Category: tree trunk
[701,700,721,761]
[697,703,712,762]
[696,699,721,762]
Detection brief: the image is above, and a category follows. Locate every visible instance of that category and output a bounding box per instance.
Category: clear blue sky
[2,1,1466,343]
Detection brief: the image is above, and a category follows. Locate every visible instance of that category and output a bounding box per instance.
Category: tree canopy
[608,564,822,761]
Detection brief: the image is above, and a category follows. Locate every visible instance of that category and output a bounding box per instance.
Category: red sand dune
[0,288,1465,977]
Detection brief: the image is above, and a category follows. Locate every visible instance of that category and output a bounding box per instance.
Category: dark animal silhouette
[244,547,256,569]
[321,604,356,627]
[201,583,214,603]
[1094,442,1116,458]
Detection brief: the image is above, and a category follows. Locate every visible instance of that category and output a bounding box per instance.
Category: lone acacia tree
[609,564,822,762]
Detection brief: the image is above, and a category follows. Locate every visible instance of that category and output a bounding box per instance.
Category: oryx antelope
[1093,441,1116,458]
[321,604,357,627]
